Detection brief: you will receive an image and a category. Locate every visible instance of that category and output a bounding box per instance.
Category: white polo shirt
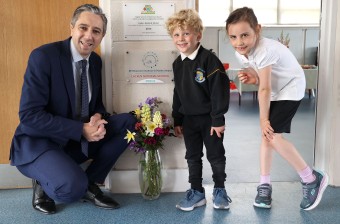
[235,37,306,101]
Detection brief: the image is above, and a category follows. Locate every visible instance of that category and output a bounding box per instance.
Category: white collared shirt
[180,44,201,61]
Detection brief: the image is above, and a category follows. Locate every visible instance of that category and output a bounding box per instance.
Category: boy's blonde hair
[165,9,204,36]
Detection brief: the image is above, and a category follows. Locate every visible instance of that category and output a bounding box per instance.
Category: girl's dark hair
[225,7,258,34]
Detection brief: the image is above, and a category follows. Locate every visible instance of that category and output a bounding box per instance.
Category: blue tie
[80,59,89,156]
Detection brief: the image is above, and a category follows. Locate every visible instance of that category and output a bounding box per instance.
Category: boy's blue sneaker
[212,188,232,210]
[176,189,206,211]
[253,184,272,209]
[300,170,329,211]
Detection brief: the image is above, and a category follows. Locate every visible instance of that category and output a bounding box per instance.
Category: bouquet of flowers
[124,97,173,153]
[124,97,173,200]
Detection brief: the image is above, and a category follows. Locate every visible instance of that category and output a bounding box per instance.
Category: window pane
[198,0,321,26]
[233,0,278,24]
[280,0,321,24]
[198,0,230,27]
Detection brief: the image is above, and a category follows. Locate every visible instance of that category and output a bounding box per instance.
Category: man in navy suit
[10,4,136,214]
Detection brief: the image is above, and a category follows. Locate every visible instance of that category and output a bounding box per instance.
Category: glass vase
[138,149,163,200]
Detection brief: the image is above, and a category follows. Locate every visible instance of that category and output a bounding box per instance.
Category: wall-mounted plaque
[125,50,178,84]
[123,2,175,40]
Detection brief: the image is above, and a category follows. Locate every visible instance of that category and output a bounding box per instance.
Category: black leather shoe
[32,180,56,214]
[82,182,120,209]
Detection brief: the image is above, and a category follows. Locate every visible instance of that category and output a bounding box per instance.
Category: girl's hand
[238,67,259,85]
[261,119,274,141]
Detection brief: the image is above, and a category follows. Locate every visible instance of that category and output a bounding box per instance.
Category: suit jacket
[10,38,108,166]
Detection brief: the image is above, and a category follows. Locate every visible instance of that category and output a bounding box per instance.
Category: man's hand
[89,113,102,126]
[210,126,225,138]
[83,114,108,142]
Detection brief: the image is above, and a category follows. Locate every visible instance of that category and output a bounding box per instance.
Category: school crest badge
[195,68,206,83]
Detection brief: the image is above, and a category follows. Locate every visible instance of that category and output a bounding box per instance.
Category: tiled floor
[1,182,339,224]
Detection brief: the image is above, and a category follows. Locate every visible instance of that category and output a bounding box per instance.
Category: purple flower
[163,118,171,126]
[136,147,146,153]
[128,141,137,148]
[145,97,157,106]
[128,141,146,153]
[128,141,137,149]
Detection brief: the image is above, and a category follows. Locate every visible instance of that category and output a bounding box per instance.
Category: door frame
[314,0,340,186]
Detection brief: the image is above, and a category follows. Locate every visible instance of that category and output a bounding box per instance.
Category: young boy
[165,9,231,211]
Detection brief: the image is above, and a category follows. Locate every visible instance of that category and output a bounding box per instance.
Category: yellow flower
[134,108,141,119]
[141,104,151,123]
[124,129,136,143]
[153,111,163,128]
[145,121,156,136]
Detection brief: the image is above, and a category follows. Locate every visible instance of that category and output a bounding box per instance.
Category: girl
[225,7,328,210]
